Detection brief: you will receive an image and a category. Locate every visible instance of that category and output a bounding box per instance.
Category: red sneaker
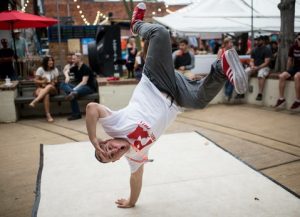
[130,3,146,35]
[221,49,248,94]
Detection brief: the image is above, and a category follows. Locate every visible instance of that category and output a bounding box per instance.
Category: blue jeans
[60,82,94,116]
[224,80,234,98]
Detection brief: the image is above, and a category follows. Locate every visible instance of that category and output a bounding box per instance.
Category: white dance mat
[33,132,300,217]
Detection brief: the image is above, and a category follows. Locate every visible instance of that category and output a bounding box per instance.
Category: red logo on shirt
[127,122,156,150]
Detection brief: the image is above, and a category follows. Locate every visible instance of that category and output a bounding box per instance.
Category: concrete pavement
[0,104,299,217]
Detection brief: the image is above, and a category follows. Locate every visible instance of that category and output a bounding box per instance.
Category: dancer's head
[95,138,130,163]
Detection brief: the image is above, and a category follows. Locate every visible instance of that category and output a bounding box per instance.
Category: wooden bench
[14,80,99,117]
[15,93,99,104]
[15,80,99,103]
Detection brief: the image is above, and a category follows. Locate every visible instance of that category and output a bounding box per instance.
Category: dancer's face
[95,139,130,163]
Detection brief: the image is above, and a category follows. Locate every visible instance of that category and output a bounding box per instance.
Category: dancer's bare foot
[46,113,54,123]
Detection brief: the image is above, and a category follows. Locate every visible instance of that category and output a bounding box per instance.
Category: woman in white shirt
[29,56,59,122]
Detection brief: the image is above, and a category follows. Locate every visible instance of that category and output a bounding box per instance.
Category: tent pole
[56,0,63,72]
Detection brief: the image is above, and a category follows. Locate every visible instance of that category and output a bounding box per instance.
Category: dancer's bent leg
[175,60,227,108]
[134,21,178,101]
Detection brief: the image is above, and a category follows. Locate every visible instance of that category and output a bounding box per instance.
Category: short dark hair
[179,39,188,45]
[41,56,55,71]
[95,150,107,163]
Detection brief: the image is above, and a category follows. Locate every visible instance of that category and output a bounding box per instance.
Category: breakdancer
[86,2,247,208]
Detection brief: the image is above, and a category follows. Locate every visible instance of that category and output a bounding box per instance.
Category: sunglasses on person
[297,38,300,41]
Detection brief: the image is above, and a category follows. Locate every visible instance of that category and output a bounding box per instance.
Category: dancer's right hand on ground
[91,137,105,153]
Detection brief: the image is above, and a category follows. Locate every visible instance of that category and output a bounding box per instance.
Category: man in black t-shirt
[0,38,17,80]
[274,33,300,110]
[60,52,97,120]
[245,36,272,101]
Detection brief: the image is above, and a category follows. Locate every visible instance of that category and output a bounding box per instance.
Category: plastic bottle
[5,76,11,85]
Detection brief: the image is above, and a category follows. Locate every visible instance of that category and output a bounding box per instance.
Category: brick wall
[43,1,185,25]
[22,1,185,70]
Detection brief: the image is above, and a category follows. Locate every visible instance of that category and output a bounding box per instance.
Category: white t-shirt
[99,75,180,173]
[36,67,59,82]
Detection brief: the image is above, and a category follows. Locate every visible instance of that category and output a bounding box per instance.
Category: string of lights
[151,3,172,16]
[21,0,30,12]
[73,0,106,26]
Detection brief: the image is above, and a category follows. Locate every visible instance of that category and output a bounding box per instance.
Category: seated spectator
[0,38,17,80]
[60,53,97,120]
[134,39,147,81]
[29,56,59,122]
[197,40,208,55]
[217,37,235,101]
[269,41,278,69]
[172,39,195,80]
[126,37,138,79]
[245,36,272,101]
[274,33,300,110]
[62,53,74,84]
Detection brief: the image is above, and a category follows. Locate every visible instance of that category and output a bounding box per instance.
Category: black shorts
[287,66,300,77]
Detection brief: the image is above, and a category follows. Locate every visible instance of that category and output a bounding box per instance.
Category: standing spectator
[0,38,17,80]
[217,37,235,101]
[10,29,28,58]
[170,34,178,53]
[134,39,147,81]
[274,33,300,110]
[29,56,59,122]
[60,53,97,120]
[126,37,137,78]
[245,36,272,101]
[197,40,208,55]
[172,39,195,80]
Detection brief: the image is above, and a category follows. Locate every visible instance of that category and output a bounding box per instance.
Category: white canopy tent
[154,0,300,36]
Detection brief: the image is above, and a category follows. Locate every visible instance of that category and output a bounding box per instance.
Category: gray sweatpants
[134,21,227,109]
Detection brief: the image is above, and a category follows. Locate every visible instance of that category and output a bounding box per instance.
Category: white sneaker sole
[224,49,248,94]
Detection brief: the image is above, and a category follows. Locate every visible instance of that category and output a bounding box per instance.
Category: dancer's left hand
[115,198,135,208]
